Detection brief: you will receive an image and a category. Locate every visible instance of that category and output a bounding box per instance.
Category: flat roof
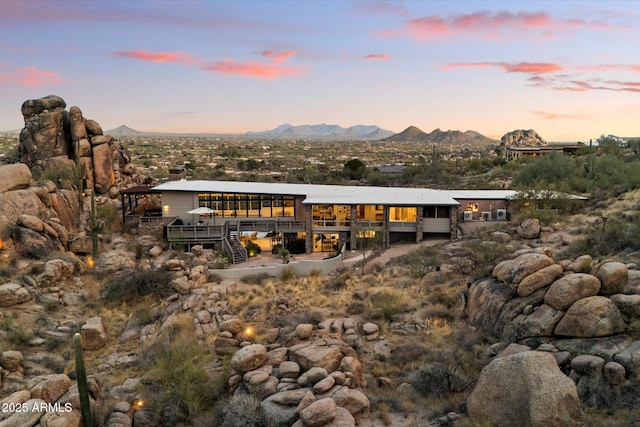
[152,180,460,206]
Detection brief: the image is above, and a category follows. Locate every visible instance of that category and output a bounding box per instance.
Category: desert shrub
[245,240,261,257]
[323,272,350,294]
[392,245,447,279]
[453,239,510,278]
[96,203,120,232]
[308,268,323,278]
[563,216,640,259]
[102,267,173,306]
[279,267,295,282]
[240,273,272,285]
[368,291,404,323]
[34,160,77,186]
[141,336,226,425]
[210,251,231,269]
[211,394,268,427]
[411,363,471,398]
[1,319,34,348]
[346,301,366,315]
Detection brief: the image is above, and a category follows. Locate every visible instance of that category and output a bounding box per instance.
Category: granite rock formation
[501,129,547,147]
[18,95,148,195]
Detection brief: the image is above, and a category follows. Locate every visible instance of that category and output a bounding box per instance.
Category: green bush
[141,337,227,426]
[245,240,261,257]
[368,291,404,323]
[102,267,173,306]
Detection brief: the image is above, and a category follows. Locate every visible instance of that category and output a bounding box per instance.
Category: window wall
[389,207,417,222]
[198,193,295,218]
[311,205,350,227]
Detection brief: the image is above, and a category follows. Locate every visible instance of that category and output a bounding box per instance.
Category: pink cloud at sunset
[0,67,62,87]
[363,54,389,60]
[115,50,198,65]
[260,50,296,64]
[443,62,563,74]
[204,59,305,79]
[533,110,593,120]
[383,10,621,41]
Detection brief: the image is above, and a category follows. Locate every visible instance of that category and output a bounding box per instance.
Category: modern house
[504,143,584,160]
[151,180,461,261]
[148,180,586,263]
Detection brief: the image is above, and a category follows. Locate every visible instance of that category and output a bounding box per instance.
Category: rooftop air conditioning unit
[463,211,473,222]
[482,212,492,221]
[496,209,507,220]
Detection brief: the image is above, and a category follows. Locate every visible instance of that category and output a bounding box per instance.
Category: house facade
[152,180,463,261]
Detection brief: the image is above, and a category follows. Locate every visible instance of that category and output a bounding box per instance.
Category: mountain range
[63,124,499,145]
[381,126,499,145]
[245,124,394,140]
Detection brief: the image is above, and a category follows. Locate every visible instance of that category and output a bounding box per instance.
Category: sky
[1,0,639,142]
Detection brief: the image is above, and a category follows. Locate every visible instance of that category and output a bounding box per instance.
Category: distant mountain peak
[381,126,499,145]
[105,125,144,136]
[246,123,394,140]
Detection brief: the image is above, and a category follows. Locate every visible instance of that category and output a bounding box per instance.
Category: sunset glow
[0,0,638,141]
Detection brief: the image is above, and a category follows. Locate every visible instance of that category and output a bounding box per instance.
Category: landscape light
[244,326,254,337]
[86,256,94,268]
[133,399,144,409]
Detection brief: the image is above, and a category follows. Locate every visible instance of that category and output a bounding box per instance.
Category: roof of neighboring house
[152,180,461,206]
[449,189,588,201]
[448,190,518,200]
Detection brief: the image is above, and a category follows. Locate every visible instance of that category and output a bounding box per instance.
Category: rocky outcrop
[223,327,369,427]
[18,95,149,195]
[467,247,640,410]
[467,351,584,427]
[501,129,547,147]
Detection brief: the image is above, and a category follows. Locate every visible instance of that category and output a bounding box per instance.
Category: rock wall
[18,95,147,195]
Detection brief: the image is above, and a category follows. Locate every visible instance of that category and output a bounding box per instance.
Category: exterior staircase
[227,230,247,264]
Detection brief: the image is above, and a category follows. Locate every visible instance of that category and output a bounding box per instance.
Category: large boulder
[517,218,541,239]
[593,261,628,295]
[81,317,108,351]
[0,282,32,307]
[544,273,601,311]
[231,344,267,374]
[0,163,32,193]
[554,296,626,337]
[467,351,584,427]
[466,279,515,337]
[290,344,344,373]
[21,95,66,120]
[517,264,563,297]
[493,253,554,285]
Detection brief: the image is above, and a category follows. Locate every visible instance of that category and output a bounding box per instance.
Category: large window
[424,206,450,218]
[198,193,296,218]
[389,207,417,222]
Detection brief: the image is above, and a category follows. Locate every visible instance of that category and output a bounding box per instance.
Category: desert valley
[2,95,640,427]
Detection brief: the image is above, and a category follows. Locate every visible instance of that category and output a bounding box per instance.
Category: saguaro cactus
[73,333,93,427]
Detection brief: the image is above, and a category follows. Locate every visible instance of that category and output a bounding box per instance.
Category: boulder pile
[226,326,370,427]
[466,244,640,408]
